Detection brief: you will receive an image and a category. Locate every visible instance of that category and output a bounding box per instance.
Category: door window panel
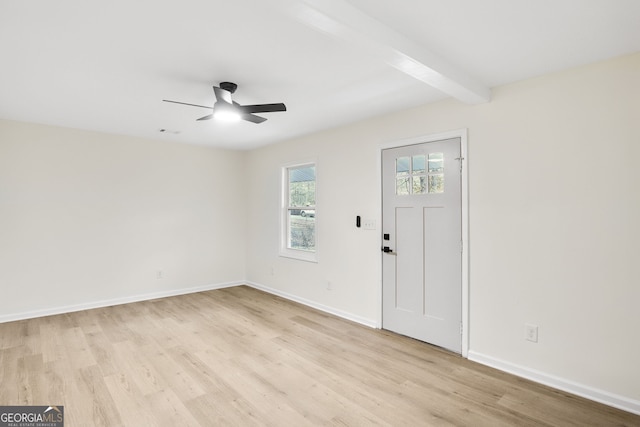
[395,153,444,195]
[396,177,410,195]
[396,157,410,176]
[428,174,444,193]
[413,175,427,194]
[412,155,426,173]
[428,153,444,172]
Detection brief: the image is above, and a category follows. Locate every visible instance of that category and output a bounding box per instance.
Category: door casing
[377,129,469,357]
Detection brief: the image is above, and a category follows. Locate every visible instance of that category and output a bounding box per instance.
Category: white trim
[246,281,377,328]
[375,144,383,329]
[0,281,242,324]
[0,279,380,331]
[468,351,640,416]
[380,128,470,150]
[460,131,470,357]
[378,128,470,357]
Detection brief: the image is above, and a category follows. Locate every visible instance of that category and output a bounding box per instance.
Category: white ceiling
[1,0,639,150]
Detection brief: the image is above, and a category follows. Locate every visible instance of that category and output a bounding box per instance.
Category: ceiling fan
[163,82,286,124]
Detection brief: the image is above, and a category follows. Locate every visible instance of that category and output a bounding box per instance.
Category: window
[395,153,444,195]
[281,162,317,261]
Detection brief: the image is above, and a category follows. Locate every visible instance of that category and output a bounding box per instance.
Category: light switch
[362,219,376,230]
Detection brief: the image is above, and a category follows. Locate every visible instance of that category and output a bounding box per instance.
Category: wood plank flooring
[0,285,638,426]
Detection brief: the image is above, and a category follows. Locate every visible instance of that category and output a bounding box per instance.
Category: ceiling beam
[287,0,491,104]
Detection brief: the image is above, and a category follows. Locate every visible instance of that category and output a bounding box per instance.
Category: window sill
[279,249,318,263]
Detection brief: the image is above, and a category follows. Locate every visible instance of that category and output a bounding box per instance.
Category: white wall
[245,126,383,325]
[245,53,640,407]
[0,120,247,319]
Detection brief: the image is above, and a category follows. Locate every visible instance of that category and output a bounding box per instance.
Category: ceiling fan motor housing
[220,82,237,93]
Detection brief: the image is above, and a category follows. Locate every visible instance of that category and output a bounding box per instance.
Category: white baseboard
[0,281,242,324]
[468,350,640,416]
[6,283,637,416]
[245,281,378,329]
[0,281,378,330]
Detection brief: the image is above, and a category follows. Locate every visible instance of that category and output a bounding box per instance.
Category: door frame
[378,128,470,357]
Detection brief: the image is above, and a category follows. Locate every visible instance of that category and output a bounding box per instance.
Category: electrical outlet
[156,270,163,280]
[327,281,332,290]
[525,324,538,342]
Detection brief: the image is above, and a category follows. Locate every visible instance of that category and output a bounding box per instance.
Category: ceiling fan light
[213,109,241,122]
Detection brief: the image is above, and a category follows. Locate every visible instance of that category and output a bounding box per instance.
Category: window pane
[396,177,410,195]
[428,174,444,193]
[288,209,315,251]
[428,153,444,172]
[289,166,316,207]
[413,176,427,194]
[412,155,426,174]
[396,157,410,176]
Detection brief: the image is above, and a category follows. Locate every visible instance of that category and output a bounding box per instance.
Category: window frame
[280,160,318,262]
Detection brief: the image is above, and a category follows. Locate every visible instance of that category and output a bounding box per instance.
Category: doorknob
[382,246,396,256]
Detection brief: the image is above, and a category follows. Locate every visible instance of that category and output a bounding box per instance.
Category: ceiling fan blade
[237,103,287,114]
[196,114,213,121]
[241,113,267,124]
[213,86,232,104]
[163,99,212,109]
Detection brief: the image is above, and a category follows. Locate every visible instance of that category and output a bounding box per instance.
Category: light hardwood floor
[0,285,638,426]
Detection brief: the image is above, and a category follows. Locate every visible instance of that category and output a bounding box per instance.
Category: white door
[382,138,462,353]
